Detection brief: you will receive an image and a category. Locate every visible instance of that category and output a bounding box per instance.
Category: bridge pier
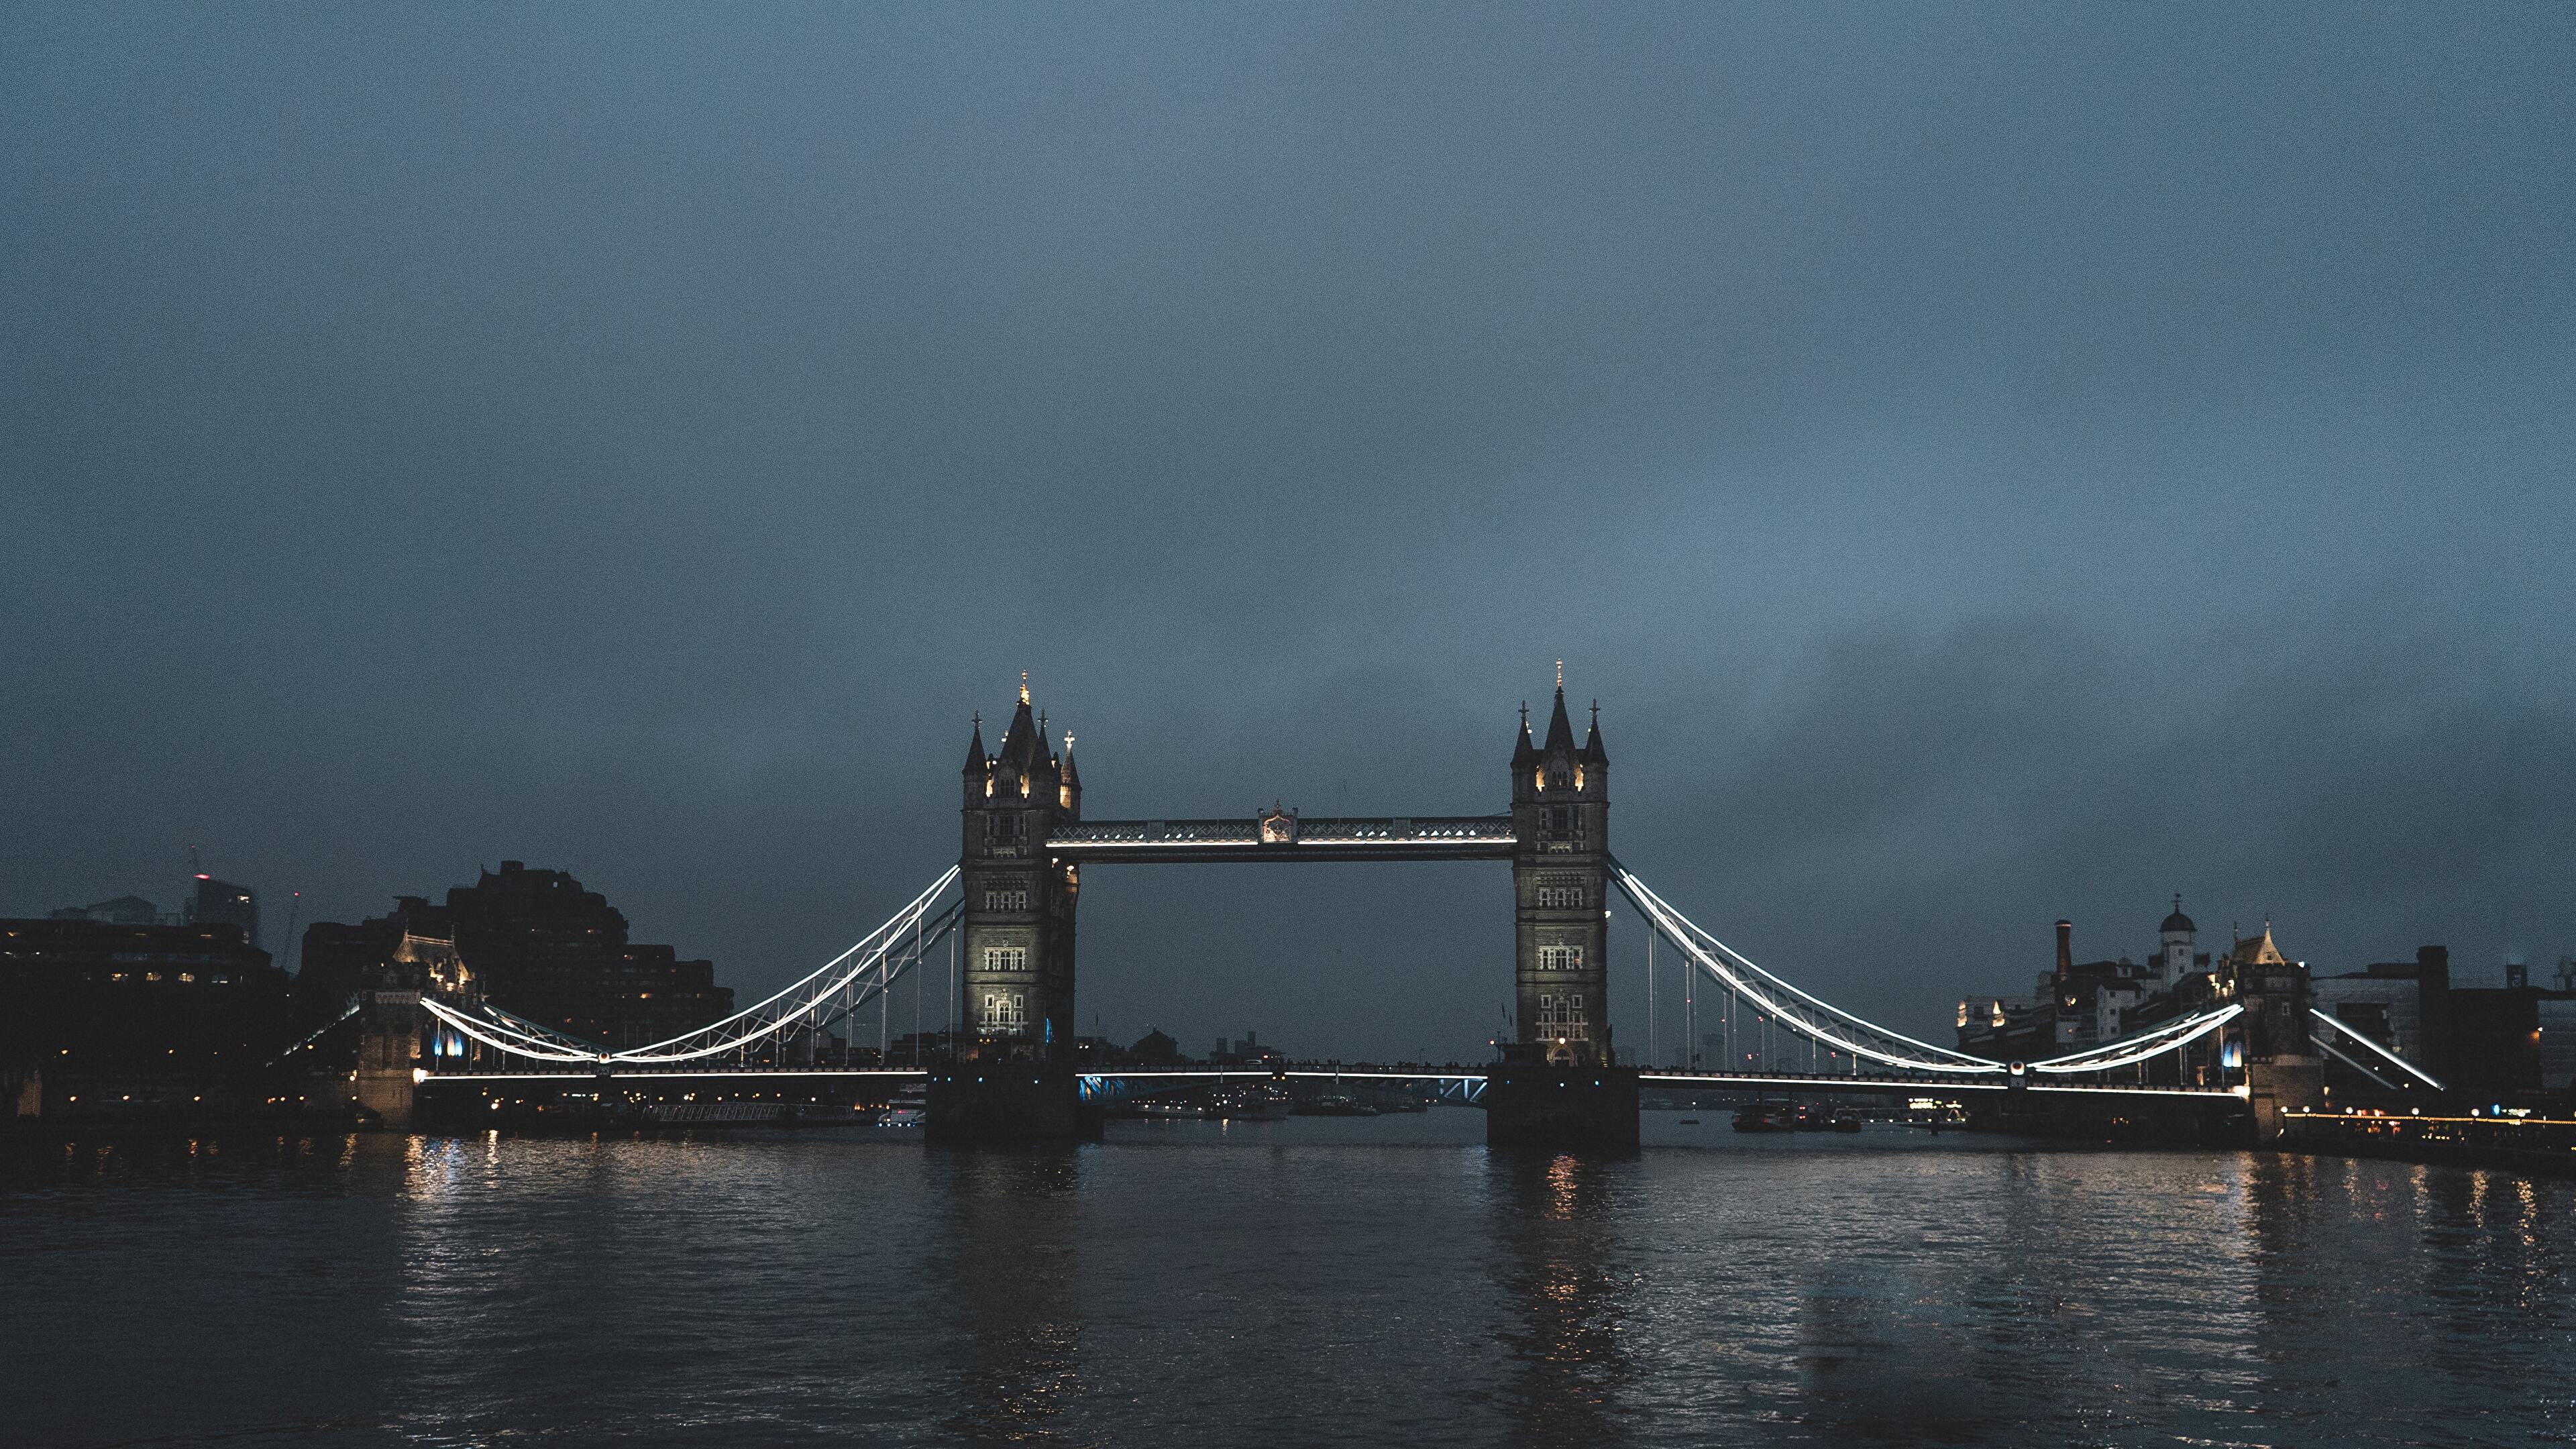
[1484,1060,1640,1154]
[925,1065,1103,1144]
[352,991,423,1130]
[2235,924,2324,1141]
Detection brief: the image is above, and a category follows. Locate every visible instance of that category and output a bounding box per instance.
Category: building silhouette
[300,861,731,1051]
[1,916,288,1116]
[186,875,260,947]
[48,895,163,926]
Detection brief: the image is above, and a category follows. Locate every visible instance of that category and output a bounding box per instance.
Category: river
[3,1112,2567,1447]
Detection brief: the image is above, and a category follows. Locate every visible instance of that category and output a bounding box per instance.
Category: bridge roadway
[423,1063,2240,1102]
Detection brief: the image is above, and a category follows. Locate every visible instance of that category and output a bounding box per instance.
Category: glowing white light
[2308,1008,2446,1090]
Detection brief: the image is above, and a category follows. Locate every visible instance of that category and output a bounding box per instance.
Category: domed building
[2151,896,2209,987]
[1955,897,2223,1068]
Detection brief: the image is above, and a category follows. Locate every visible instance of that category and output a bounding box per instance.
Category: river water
[3,1112,2568,1448]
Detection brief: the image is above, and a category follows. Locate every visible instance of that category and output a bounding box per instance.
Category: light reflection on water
[3,1117,2571,1448]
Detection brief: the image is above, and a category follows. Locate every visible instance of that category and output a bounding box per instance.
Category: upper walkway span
[1045,816,1517,863]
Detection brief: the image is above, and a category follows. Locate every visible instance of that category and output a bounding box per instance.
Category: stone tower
[957,678,1081,1064]
[2157,896,2198,989]
[1509,672,1611,1067]
[2224,922,2321,1138]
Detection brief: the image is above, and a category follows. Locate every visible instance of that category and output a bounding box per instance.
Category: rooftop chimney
[2055,920,2074,982]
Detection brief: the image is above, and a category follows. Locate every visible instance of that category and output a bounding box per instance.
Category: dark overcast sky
[5,3,2571,1061]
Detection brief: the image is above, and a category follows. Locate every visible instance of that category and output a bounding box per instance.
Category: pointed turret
[1581,698,1607,765]
[1512,701,1537,769]
[2229,923,2289,969]
[962,715,988,775]
[998,693,1049,777]
[1542,687,1578,755]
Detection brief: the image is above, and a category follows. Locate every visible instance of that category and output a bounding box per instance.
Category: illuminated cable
[1612,867,2004,1073]
[2308,1008,2445,1090]
[2027,1004,2241,1073]
[1614,866,2001,1069]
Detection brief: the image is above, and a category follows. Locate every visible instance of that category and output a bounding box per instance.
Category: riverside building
[299,861,732,1052]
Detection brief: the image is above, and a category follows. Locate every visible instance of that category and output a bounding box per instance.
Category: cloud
[3,5,2571,1057]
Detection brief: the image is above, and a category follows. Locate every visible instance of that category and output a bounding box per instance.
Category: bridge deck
[1045,816,1517,862]
[423,1064,2237,1101]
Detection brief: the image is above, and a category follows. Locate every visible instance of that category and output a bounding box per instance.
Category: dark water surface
[4,1113,2569,1448]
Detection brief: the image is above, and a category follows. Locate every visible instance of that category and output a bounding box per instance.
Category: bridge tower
[932,678,1097,1140]
[2226,924,2322,1139]
[352,991,424,1130]
[1489,672,1638,1151]
[1511,678,1611,1066]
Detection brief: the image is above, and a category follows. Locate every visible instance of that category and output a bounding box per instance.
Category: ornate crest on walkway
[1258,805,1299,845]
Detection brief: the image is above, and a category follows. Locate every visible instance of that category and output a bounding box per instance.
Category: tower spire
[1020,671,1030,706]
[1542,678,1578,752]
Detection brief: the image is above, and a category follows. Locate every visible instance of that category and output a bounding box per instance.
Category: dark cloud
[4,4,2570,1058]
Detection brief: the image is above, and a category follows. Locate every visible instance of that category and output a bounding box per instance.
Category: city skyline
[16,679,2560,1069]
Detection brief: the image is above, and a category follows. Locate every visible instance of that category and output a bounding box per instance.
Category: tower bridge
[385,672,2369,1150]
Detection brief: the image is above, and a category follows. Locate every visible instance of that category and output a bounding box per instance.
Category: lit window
[979,991,1027,1034]
[1537,994,1588,1040]
[983,947,1028,973]
[1538,946,1584,972]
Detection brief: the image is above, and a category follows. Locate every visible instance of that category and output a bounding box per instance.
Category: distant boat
[881,1082,927,1128]
[1293,1094,1380,1118]
[1733,1102,1795,1132]
[1209,1085,1291,1120]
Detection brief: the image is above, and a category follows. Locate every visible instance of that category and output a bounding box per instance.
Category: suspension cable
[2308,1007,2445,1090]
[1612,863,2004,1073]
[421,870,962,1067]
[2025,1004,2241,1073]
